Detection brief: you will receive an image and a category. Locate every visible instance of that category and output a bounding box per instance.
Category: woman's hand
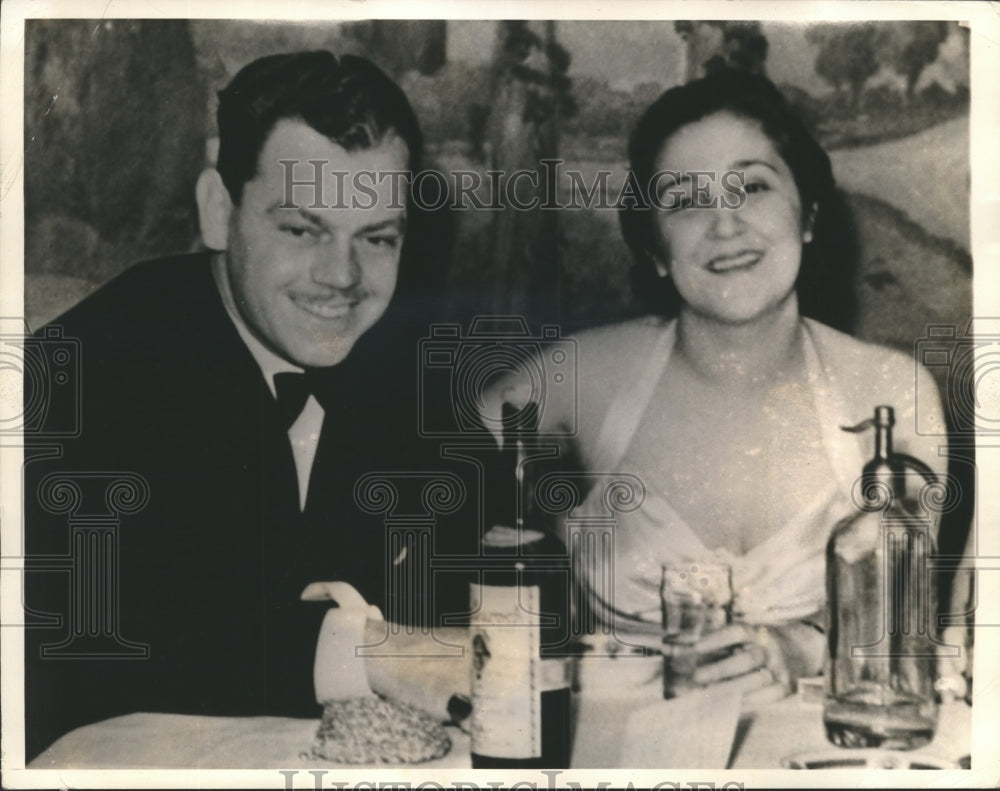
[683,623,788,707]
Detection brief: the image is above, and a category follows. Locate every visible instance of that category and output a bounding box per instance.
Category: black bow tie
[272,369,338,429]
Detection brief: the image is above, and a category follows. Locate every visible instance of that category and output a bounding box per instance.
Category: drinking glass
[660,561,734,698]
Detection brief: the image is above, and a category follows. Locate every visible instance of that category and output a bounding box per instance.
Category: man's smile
[288,292,360,320]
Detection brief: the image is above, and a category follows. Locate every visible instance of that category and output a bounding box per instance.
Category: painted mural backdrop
[25,19,970,339]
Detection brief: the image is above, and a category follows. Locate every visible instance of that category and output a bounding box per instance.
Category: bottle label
[469,582,541,759]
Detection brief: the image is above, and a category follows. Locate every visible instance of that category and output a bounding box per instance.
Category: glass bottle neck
[869,422,903,498]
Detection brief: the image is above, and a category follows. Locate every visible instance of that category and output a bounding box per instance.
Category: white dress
[574,319,868,674]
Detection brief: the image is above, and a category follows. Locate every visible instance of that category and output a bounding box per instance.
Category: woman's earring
[803,202,818,244]
[651,251,671,279]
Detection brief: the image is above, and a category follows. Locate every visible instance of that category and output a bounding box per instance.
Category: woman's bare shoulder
[806,319,919,397]
[805,319,944,441]
[572,315,670,373]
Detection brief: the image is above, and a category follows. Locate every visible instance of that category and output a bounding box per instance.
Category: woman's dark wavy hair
[620,68,856,331]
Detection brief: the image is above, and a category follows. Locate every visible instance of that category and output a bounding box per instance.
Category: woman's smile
[705,249,765,274]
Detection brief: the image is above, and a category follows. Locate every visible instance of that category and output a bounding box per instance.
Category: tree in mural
[881,21,951,100]
[25,19,206,283]
[398,61,492,144]
[343,21,447,77]
[479,21,576,324]
[807,23,883,111]
[808,21,953,109]
[674,21,768,81]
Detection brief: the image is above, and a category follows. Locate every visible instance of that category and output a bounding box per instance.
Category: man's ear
[196,169,232,251]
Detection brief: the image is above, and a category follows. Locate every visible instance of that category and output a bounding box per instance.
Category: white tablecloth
[30,712,470,769]
[29,696,970,770]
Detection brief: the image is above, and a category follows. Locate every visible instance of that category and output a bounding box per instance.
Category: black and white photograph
[1,1,997,787]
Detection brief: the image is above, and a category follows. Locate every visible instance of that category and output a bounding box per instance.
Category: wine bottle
[469,403,572,768]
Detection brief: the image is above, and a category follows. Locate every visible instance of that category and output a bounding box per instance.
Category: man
[24,51,439,761]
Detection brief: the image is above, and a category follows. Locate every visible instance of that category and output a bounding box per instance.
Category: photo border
[2,1,997,788]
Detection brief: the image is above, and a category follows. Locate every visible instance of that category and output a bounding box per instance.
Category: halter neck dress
[576,317,867,637]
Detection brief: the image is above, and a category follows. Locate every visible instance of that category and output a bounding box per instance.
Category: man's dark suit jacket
[23,252,471,761]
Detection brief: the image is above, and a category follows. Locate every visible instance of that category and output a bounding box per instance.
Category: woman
[486,69,948,702]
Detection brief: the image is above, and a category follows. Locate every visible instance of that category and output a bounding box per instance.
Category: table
[731,696,969,769]
[29,696,970,770]
[29,712,470,770]
[569,654,970,768]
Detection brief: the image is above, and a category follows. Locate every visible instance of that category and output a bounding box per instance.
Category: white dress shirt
[212,258,324,510]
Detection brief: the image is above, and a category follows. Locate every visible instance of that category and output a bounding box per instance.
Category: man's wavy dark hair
[214,50,450,309]
[215,50,422,203]
[619,68,856,331]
